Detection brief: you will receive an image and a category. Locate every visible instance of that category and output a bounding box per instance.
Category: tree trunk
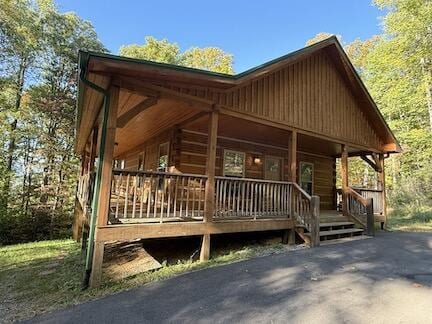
[3,56,27,205]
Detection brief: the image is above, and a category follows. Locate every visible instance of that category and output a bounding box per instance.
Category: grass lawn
[0,237,291,323]
[387,204,432,232]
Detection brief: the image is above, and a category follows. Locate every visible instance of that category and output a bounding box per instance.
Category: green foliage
[0,0,105,244]
[119,36,180,64]
[308,1,432,225]
[119,36,235,74]
[180,47,234,74]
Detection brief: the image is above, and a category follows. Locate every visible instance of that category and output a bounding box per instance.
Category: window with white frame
[223,150,245,177]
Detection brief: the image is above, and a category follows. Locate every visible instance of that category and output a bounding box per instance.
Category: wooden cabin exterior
[73,37,401,287]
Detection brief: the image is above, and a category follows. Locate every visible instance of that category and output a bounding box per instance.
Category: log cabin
[73,36,401,288]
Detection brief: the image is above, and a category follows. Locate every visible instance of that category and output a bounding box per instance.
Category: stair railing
[292,183,320,247]
[345,187,375,236]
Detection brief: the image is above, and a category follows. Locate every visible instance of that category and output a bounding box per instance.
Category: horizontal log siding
[118,130,173,171]
[180,130,335,210]
[156,51,382,151]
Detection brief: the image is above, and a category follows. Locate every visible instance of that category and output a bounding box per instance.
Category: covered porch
[75,81,385,287]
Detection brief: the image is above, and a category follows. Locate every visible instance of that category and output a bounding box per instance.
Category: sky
[57,0,385,73]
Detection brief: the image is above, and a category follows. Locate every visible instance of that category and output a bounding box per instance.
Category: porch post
[288,130,297,182]
[201,109,218,261]
[287,130,297,243]
[89,85,120,288]
[378,154,387,228]
[341,144,349,216]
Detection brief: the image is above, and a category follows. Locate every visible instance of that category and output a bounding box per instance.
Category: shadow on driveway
[26,232,432,323]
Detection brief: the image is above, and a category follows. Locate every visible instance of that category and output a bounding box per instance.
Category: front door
[264,156,282,181]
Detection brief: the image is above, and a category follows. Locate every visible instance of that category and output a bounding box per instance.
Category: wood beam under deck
[94,219,295,243]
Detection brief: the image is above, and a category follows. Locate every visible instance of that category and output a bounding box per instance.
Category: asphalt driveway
[27,232,432,324]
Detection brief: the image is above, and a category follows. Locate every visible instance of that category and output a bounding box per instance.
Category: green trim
[80,36,335,81]
[79,65,111,288]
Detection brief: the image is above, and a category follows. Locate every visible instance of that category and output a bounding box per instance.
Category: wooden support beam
[360,154,382,172]
[378,154,387,227]
[95,219,295,242]
[113,76,213,111]
[116,96,158,128]
[341,144,349,216]
[89,85,119,288]
[89,241,104,288]
[288,131,297,182]
[204,110,218,223]
[310,196,320,247]
[366,198,375,236]
[200,234,211,261]
[282,229,296,245]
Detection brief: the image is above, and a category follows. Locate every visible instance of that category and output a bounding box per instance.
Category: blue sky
[57,0,384,73]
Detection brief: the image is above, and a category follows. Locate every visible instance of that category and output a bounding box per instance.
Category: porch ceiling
[114,89,201,156]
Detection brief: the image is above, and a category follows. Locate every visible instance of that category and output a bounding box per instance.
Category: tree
[0,0,105,243]
[305,32,341,46]
[119,36,235,74]
[119,36,180,64]
[0,0,42,201]
[180,47,234,74]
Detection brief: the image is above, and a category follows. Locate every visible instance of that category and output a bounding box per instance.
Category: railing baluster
[132,175,137,218]
[124,174,130,218]
[139,174,145,218]
[167,176,171,219]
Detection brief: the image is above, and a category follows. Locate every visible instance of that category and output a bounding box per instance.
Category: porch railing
[108,170,320,244]
[338,187,375,236]
[337,187,383,215]
[110,170,207,223]
[77,171,94,210]
[214,177,293,219]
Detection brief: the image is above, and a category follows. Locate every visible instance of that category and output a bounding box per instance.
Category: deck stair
[297,210,364,244]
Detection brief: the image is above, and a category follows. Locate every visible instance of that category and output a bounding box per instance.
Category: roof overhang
[76,36,401,154]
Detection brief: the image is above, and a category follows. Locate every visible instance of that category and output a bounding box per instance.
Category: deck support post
[200,234,211,261]
[282,229,296,245]
[378,154,387,229]
[366,198,375,236]
[201,109,218,261]
[89,86,119,288]
[341,144,349,216]
[310,196,320,247]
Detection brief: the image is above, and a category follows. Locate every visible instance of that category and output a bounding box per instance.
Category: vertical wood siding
[156,51,383,150]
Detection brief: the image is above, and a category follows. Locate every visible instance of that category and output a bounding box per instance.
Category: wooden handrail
[342,186,375,236]
[346,187,368,206]
[113,169,208,179]
[291,182,312,201]
[215,176,295,185]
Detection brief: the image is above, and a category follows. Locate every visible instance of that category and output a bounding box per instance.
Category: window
[138,152,145,171]
[265,156,282,181]
[113,159,125,170]
[299,162,313,195]
[223,150,245,177]
[158,142,169,171]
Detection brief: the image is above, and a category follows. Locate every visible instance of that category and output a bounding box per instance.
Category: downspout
[78,53,111,289]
